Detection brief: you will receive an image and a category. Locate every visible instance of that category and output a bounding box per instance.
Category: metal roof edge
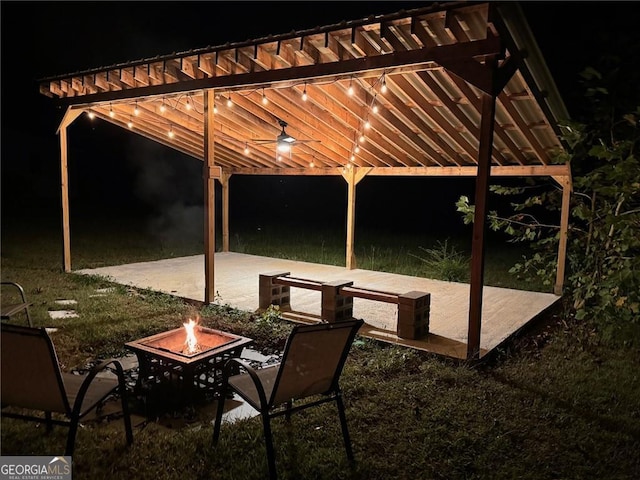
[497,1,571,123]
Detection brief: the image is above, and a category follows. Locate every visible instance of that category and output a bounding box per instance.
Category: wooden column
[341,167,370,270]
[554,176,572,295]
[57,108,83,273]
[219,171,231,252]
[59,126,71,272]
[203,90,217,304]
[467,91,497,360]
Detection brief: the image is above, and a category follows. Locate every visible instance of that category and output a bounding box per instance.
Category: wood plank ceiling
[39,1,568,179]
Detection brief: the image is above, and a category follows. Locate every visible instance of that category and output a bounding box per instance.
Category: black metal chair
[1,323,133,455]
[213,318,364,480]
[1,281,32,326]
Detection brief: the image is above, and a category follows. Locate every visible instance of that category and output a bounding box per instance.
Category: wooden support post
[203,90,216,304]
[341,167,371,270]
[258,272,291,311]
[321,280,354,323]
[59,126,71,273]
[397,291,431,340]
[554,176,572,295]
[220,171,231,252]
[56,108,83,273]
[467,91,497,360]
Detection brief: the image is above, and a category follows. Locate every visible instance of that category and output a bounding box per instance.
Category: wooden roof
[39,1,570,178]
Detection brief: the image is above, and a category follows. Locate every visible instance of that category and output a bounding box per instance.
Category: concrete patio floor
[77,252,561,360]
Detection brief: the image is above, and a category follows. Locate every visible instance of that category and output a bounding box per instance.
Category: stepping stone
[55,299,77,306]
[48,310,79,319]
[90,288,115,298]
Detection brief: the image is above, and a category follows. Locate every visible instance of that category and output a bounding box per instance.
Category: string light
[380,74,387,94]
[168,125,175,138]
[134,102,140,116]
[355,145,360,153]
[109,105,115,118]
[213,103,218,114]
[262,88,268,105]
[365,120,371,129]
[185,95,192,111]
[127,117,134,129]
[302,83,308,101]
[87,111,95,119]
[226,95,233,107]
[359,134,365,143]
[160,100,166,113]
[348,78,354,96]
[244,143,250,155]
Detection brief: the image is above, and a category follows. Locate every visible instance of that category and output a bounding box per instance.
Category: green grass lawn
[2,213,639,479]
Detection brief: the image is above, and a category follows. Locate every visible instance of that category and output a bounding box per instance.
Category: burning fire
[183,319,200,354]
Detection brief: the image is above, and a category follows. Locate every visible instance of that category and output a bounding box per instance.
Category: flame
[183,319,200,354]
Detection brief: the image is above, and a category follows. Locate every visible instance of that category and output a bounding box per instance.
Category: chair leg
[65,417,80,456]
[212,386,227,445]
[45,411,53,433]
[262,413,277,480]
[285,400,292,422]
[119,383,134,445]
[335,393,354,462]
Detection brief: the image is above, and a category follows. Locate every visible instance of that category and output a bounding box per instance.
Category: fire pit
[125,321,253,406]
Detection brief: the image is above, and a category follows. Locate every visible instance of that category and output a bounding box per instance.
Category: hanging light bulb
[348,78,354,96]
[185,96,192,110]
[381,75,387,94]
[213,103,218,114]
[359,134,366,143]
[134,102,140,116]
[350,154,356,162]
[355,145,360,153]
[87,111,95,119]
[244,143,250,155]
[109,105,115,118]
[372,101,379,114]
[309,160,315,168]
[168,126,175,138]
[365,120,371,129]
[226,95,233,107]
[127,117,134,129]
[160,100,166,113]
[262,88,268,105]
[302,83,308,101]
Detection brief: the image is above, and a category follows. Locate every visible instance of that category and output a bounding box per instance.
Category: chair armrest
[1,282,29,304]
[71,358,128,418]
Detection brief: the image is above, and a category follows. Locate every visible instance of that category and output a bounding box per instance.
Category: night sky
[1,1,637,238]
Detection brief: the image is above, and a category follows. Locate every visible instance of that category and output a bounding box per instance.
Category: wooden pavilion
[39,1,571,360]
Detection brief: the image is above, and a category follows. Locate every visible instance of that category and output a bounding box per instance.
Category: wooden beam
[228,164,570,177]
[51,39,501,106]
[467,87,497,361]
[203,90,216,304]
